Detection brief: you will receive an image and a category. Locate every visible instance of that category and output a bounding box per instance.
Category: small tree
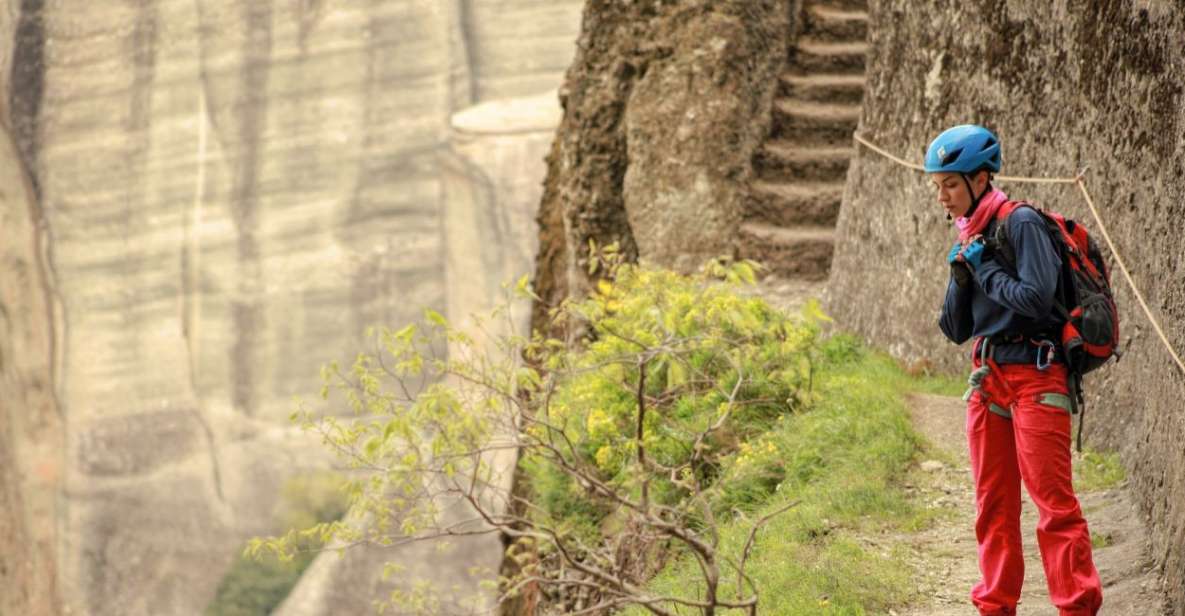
[250,248,827,615]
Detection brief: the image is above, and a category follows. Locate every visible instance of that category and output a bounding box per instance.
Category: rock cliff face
[0,1,580,614]
[827,1,1185,610]
[532,0,794,329]
[277,91,560,616]
[1,6,63,615]
[0,123,62,616]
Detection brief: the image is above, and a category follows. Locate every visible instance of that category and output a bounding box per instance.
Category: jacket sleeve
[939,274,974,343]
[973,216,1061,319]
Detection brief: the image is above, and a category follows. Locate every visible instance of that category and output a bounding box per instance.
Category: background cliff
[0,1,580,614]
[827,1,1185,610]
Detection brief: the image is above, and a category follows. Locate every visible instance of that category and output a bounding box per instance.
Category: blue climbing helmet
[924,124,1001,174]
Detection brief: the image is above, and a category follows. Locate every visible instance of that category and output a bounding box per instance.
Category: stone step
[787,40,868,75]
[807,0,870,11]
[770,99,860,144]
[778,73,866,104]
[804,4,869,42]
[754,141,853,182]
[737,222,835,281]
[746,181,844,227]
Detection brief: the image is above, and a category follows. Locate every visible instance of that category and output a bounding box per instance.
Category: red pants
[965,359,1102,616]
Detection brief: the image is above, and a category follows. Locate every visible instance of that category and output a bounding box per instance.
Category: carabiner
[1035,339,1056,371]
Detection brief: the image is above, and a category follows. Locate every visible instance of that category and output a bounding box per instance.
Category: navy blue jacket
[939,206,1064,364]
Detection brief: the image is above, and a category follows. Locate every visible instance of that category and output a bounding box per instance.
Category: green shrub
[250,251,835,614]
[623,352,927,615]
[206,471,347,616]
[525,258,830,533]
[205,552,315,616]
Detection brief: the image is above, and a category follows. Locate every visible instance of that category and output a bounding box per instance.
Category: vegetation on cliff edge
[245,251,967,615]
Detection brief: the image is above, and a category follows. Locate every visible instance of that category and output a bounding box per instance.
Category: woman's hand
[948,235,989,269]
[960,236,988,269]
[947,241,963,264]
[948,241,973,287]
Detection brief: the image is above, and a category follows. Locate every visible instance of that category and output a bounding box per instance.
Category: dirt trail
[900,393,1170,615]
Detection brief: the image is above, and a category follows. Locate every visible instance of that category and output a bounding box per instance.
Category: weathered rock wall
[1,6,60,614]
[277,91,561,616]
[467,0,584,101]
[1,0,581,614]
[828,1,1185,610]
[33,3,458,612]
[532,0,794,330]
[0,123,62,616]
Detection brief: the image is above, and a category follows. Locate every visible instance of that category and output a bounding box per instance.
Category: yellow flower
[595,446,614,469]
[586,409,615,440]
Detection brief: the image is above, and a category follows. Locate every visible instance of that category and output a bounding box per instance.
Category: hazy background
[0,1,583,614]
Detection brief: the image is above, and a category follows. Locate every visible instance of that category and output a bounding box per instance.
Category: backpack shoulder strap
[994,200,1030,223]
[988,201,1028,264]
[996,201,1076,324]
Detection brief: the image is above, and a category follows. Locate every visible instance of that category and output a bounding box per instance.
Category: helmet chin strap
[960,172,991,219]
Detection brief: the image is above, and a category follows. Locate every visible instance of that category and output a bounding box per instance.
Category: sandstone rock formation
[277,90,561,616]
[0,1,580,614]
[826,2,1184,610]
[0,123,62,616]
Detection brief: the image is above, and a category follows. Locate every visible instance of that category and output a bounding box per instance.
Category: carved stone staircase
[740,0,868,281]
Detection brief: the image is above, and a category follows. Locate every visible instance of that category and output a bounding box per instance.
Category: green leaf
[394,323,417,343]
[803,298,833,323]
[668,361,687,388]
[734,261,756,285]
[424,308,448,327]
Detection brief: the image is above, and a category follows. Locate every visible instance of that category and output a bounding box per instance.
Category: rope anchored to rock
[853,132,1185,378]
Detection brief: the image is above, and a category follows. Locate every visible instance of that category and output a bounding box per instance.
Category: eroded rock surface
[532,0,794,333]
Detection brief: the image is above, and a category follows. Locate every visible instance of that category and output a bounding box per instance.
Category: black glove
[951,261,973,288]
[947,241,972,288]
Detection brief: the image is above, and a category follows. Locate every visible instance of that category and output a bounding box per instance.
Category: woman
[929,124,1102,616]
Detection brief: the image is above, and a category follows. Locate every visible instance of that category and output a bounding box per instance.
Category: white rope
[853,133,1185,377]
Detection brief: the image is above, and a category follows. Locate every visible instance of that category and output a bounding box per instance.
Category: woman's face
[931,172,972,219]
[930,171,988,219]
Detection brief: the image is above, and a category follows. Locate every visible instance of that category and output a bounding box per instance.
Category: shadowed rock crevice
[0,122,63,616]
[9,0,44,186]
[229,2,273,418]
[1,5,64,613]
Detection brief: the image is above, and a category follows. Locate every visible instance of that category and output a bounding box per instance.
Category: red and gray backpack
[990,201,1122,375]
[990,201,1121,450]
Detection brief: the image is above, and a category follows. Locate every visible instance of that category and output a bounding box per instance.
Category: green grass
[906,370,967,397]
[1074,449,1126,492]
[621,349,942,615]
[1090,530,1114,549]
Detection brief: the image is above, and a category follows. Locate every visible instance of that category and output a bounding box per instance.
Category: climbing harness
[963,336,1086,450]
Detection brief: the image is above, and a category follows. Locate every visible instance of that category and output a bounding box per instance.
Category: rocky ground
[897,393,1170,615]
